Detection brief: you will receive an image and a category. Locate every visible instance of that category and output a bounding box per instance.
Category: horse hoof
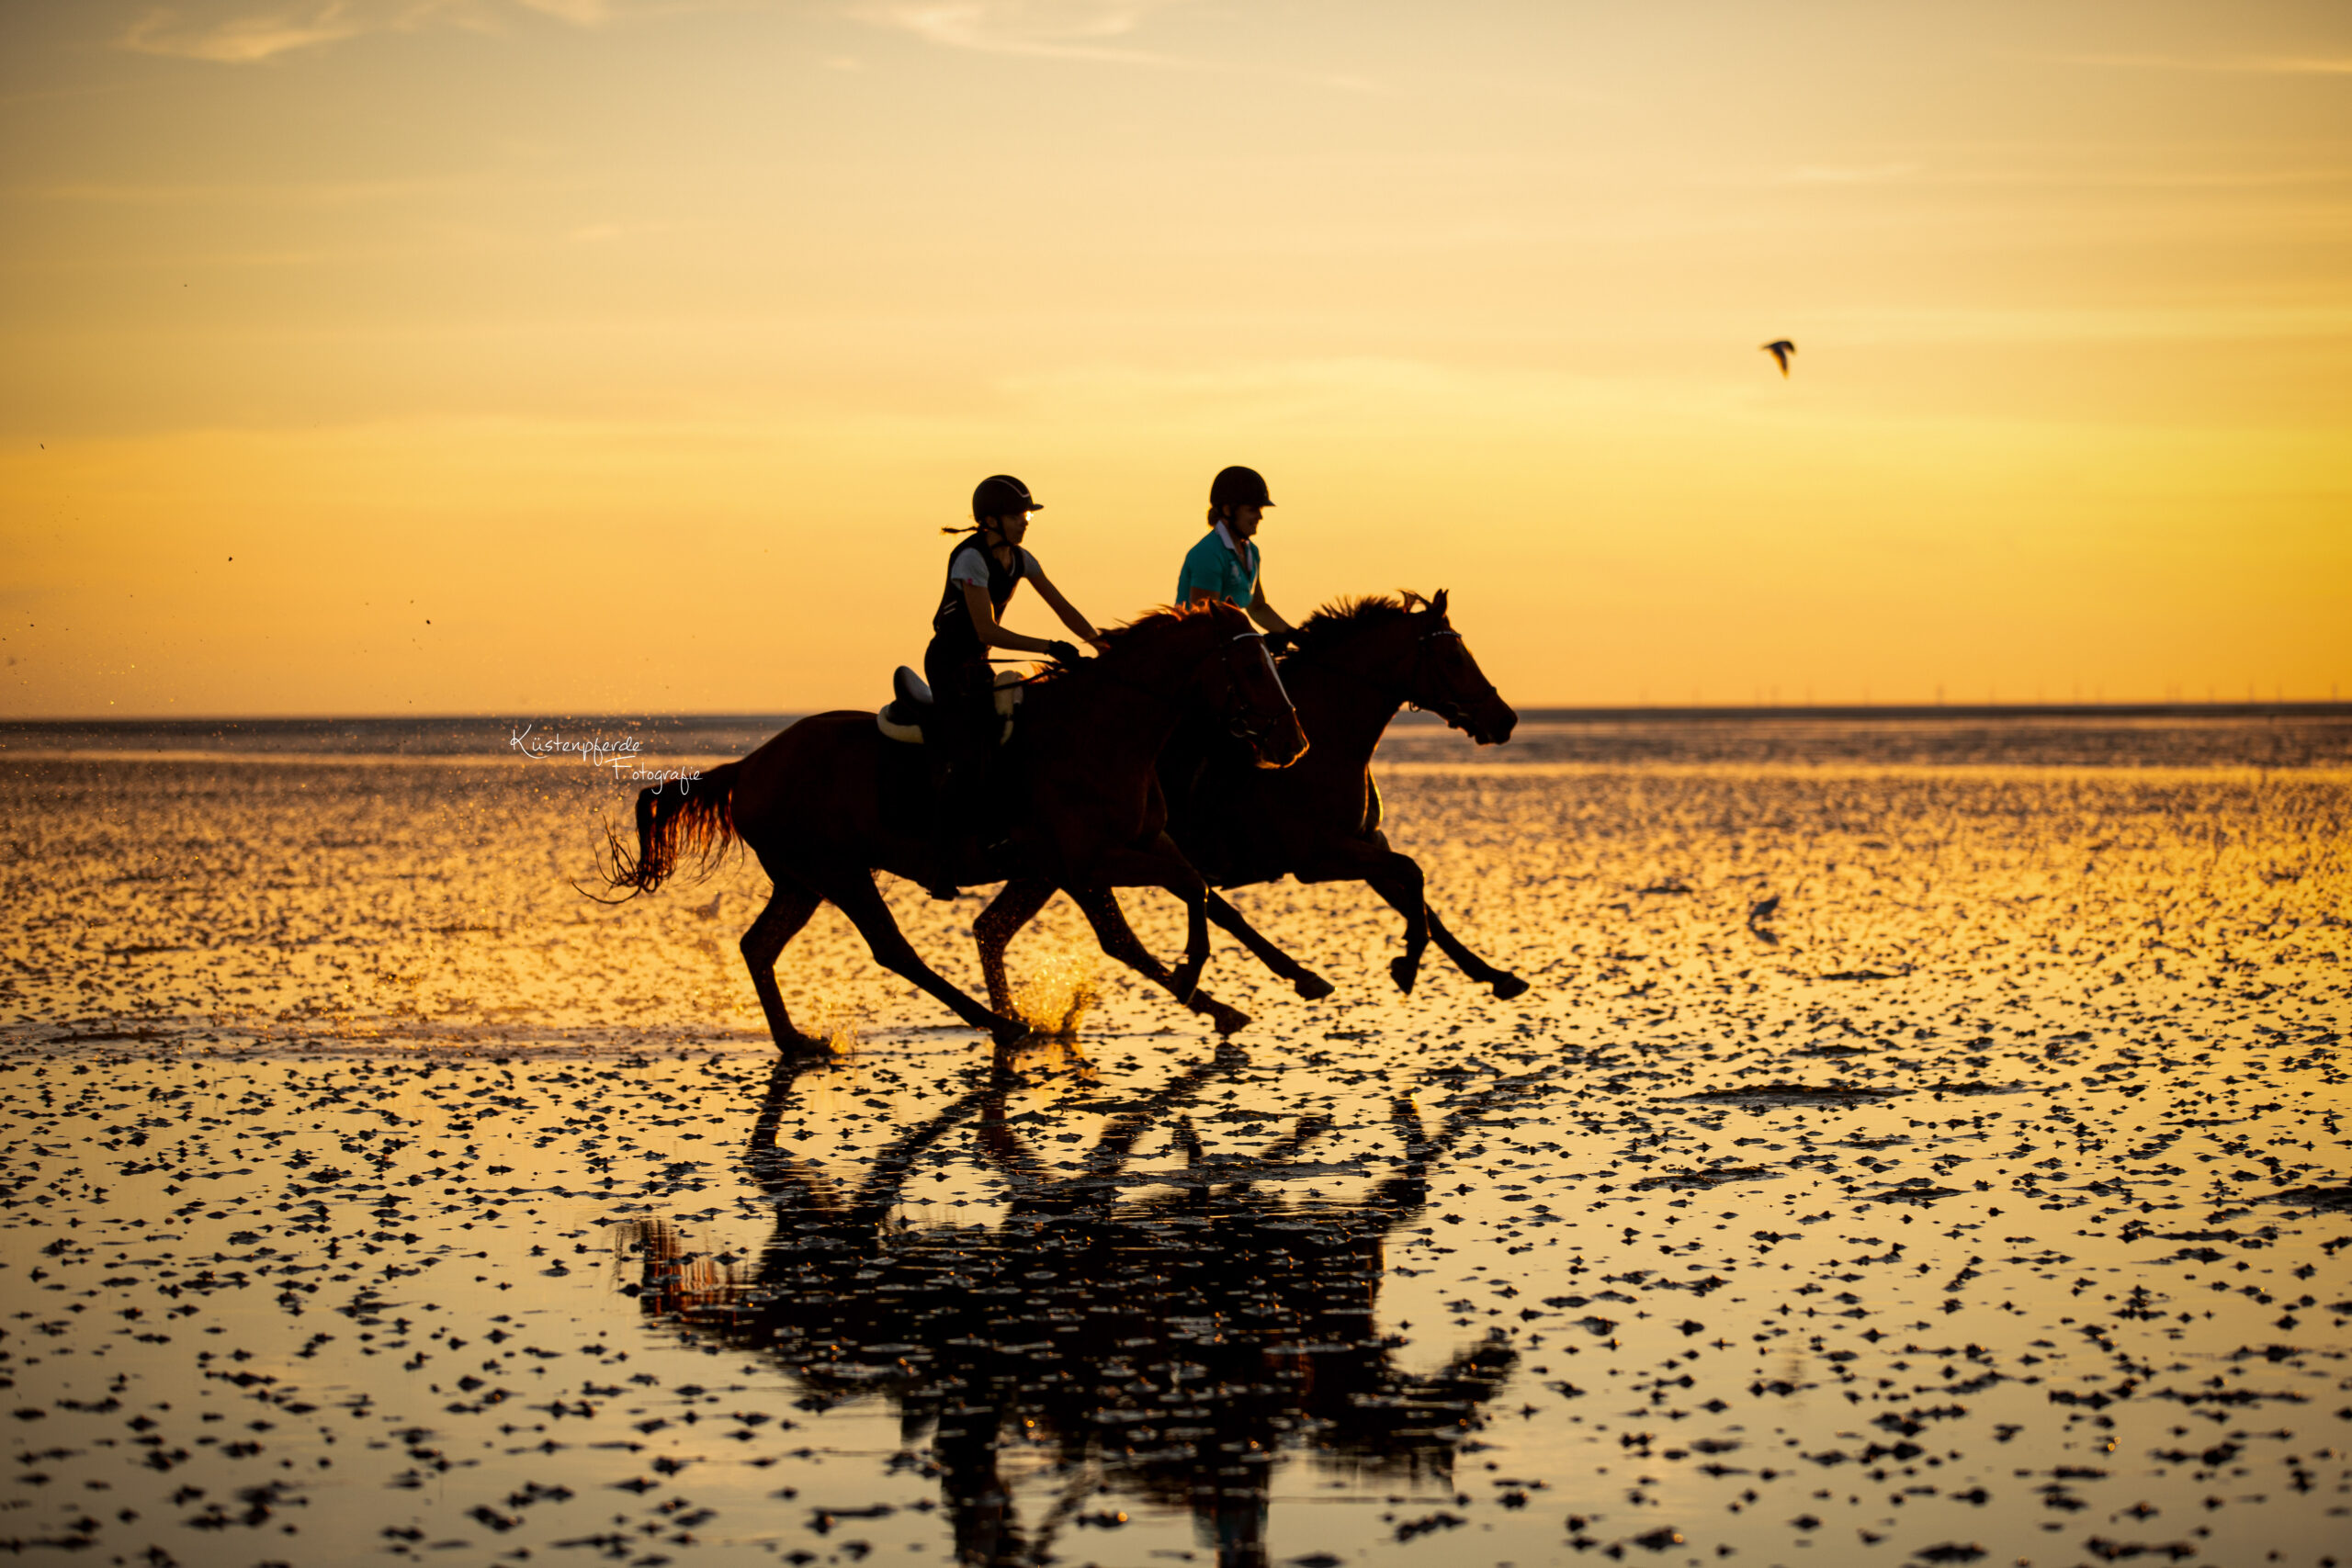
[1389,956,1419,995]
[988,1015,1036,1050]
[1294,974,1335,1001]
[1490,974,1531,1001]
[1210,1006,1251,1036]
[1169,968,1204,1009]
[776,1032,831,1056]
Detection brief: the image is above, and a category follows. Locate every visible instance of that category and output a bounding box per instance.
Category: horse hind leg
[973,877,1058,1021]
[819,866,1032,1049]
[1424,906,1530,1000]
[1068,886,1251,1036]
[741,881,829,1055]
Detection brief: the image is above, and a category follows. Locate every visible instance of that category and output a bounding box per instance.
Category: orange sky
[3,0,2347,716]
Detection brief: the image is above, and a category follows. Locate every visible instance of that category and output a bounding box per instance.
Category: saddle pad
[876,676,1024,747]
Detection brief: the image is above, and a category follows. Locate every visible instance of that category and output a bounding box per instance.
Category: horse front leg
[973,877,1058,1020]
[1082,835,1210,1006]
[1295,839,1430,995]
[1423,905,1530,999]
[816,864,1032,1049]
[1362,852,1431,995]
[1066,886,1250,1035]
[1159,835,1212,1006]
[1204,891,1334,1000]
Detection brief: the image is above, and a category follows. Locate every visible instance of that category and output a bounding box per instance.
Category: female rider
[922,473,1104,898]
[1176,464,1297,650]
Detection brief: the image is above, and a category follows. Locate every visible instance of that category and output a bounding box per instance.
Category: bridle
[1213,629,1294,750]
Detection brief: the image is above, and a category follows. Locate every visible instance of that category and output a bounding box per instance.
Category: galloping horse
[975,591,1523,1023]
[605,598,1306,1053]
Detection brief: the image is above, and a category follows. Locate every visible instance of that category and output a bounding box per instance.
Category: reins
[1044,627,1280,743]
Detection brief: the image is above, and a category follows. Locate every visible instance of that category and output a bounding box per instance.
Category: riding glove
[1045,639,1084,666]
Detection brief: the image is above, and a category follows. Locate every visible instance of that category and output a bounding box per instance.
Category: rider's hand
[1045,639,1084,666]
[1265,629,1295,656]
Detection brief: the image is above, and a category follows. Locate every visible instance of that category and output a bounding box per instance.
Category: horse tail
[600,762,741,896]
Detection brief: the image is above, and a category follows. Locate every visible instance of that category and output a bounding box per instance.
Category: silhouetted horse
[604,600,1305,1053]
[974,592,1523,1028]
[628,1045,1526,1568]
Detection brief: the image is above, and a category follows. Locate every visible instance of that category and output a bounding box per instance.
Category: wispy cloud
[842,0,1377,87]
[124,0,1200,65]
[117,0,687,62]
[116,0,1378,88]
[2065,52,2352,76]
[843,0,1189,65]
[122,1,463,62]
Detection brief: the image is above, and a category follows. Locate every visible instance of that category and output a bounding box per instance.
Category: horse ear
[1398,589,1427,612]
[1432,587,1449,616]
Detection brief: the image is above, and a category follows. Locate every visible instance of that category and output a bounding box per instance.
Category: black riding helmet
[972,474,1041,521]
[1209,465,1273,511]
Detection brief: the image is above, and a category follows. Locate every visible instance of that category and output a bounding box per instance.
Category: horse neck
[1034,632,1200,762]
[1286,633,1411,759]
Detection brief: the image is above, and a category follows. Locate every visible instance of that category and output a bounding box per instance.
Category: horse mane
[1024,600,1226,683]
[1285,592,1429,659]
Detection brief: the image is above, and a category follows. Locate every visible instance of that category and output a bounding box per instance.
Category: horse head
[1189,599,1309,770]
[1396,589,1516,746]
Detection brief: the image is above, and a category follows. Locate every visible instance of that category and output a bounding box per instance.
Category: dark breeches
[922,644,998,812]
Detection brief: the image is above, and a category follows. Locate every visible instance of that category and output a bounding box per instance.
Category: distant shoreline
[4,700,2347,734]
[6,703,2349,772]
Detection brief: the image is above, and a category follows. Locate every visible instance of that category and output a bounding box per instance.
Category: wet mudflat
[3,719,2349,1568]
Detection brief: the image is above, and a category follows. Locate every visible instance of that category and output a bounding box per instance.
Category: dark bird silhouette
[1761,340,1795,377]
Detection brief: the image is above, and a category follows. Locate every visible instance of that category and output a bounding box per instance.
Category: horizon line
[5,700,2349,728]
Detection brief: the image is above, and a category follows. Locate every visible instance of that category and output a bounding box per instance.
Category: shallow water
[3,717,2349,1568]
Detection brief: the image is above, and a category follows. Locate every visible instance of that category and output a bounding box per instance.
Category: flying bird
[1761,340,1795,377]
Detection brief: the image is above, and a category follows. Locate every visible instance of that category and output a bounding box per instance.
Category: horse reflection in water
[632,1045,1523,1568]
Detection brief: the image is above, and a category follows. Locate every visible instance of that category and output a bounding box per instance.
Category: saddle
[876,667,1025,746]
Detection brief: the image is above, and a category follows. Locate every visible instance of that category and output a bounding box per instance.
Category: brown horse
[976,591,1524,1026]
[604,598,1306,1053]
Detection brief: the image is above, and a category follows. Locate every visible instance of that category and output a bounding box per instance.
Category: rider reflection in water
[925,475,1108,899]
[635,1052,1520,1568]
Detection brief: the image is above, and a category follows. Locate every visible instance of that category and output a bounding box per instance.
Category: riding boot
[922,760,969,900]
[921,660,994,900]
[925,733,996,899]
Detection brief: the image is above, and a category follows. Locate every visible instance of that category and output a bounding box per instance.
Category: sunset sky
[3,0,2346,716]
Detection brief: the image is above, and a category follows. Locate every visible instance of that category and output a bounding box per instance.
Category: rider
[1176,465,1298,651]
[1165,467,1296,867]
[922,474,1104,898]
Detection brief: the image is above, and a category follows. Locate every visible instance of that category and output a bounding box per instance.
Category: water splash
[1012,948,1102,1037]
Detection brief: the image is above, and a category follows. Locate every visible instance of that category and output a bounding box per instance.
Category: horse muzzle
[1468,700,1518,747]
[1250,721,1310,770]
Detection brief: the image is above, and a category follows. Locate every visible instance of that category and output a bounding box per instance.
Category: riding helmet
[971,474,1041,521]
[1209,465,1273,511]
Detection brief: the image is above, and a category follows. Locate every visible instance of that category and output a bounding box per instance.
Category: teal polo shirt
[1176,526,1260,608]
